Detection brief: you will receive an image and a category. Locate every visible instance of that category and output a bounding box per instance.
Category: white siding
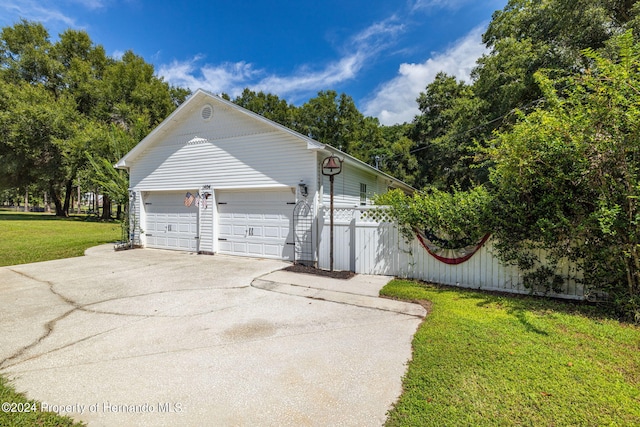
[129,190,142,246]
[320,162,380,206]
[128,101,317,196]
[121,93,417,262]
[198,186,215,253]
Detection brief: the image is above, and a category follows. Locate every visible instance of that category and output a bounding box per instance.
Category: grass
[382,279,640,426]
[0,211,121,267]
[0,377,82,427]
[1,210,119,426]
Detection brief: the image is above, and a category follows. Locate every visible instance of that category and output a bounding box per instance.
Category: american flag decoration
[184,192,195,207]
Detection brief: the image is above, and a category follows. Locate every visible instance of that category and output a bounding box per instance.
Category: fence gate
[293,200,314,265]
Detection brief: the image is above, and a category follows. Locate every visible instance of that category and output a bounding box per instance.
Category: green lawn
[1,211,119,426]
[382,279,640,426]
[0,211,121,267]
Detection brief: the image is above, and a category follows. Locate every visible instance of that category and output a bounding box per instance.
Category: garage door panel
[263,227,279,238]
[231,225,246,237]
[247,244,263,255]
[232,242,247,253]
[217,189,294,260]
[145,192,198,252]
[263,245,282,257]
[263,213,283,220]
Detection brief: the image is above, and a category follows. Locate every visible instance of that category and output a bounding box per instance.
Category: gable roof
[115,88,414,192]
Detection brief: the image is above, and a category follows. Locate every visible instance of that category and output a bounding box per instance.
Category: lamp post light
[321,154,343,272]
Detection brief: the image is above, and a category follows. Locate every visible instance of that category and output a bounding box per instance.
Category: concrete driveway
[0,245,424,426]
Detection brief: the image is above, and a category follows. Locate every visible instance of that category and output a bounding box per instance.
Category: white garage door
[145,191,198,251]
[217,189,295,260]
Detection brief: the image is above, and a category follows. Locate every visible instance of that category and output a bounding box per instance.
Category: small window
[360,183,367,206]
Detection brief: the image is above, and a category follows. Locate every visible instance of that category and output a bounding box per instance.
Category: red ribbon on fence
[415,230,491,265]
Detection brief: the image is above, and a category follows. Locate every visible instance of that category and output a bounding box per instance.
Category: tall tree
[488,32,640,319]
[53,29,107,115]
[0,20,189,217]
[232,88,295,127]
[0,20,57,87]
[411,0,640,191]
[476,0,639,118]
[0,80,81,214]
[294,90,347,149]
[411,73,487,189]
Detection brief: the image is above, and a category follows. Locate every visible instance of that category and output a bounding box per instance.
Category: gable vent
[201,104,213,121]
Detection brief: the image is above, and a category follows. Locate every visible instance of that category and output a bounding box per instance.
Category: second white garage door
[217,189,295,260]
[145,191,198,251]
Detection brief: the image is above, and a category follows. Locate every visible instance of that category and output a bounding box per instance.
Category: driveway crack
[1,269,80,369]
[0,268,261,369]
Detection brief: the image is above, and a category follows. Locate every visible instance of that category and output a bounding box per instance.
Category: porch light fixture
[321,154,343,271]
[298,181,308,197]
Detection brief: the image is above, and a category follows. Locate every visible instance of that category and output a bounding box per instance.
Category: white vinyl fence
[317,206,585,300]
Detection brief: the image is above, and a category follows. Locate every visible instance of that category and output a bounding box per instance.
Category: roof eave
[321,145,415,193]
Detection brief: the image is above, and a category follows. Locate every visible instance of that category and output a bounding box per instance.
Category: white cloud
[362,26,487,125]
[70,0,107,10]
[252,53,363,97]
[157,57,261,96]
[0,0,77,26]
[411,0,472,12]
[157,16,405,102]
[0,0,109,29]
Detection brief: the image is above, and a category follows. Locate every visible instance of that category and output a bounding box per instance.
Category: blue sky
[1,0,507,125]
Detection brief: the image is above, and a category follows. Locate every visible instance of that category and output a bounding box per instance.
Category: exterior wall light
[298,181,308,197]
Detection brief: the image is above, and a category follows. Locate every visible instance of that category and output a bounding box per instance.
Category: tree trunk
[62,179,73,217]
[49,183,65,217]
[77,185,81,215]
[101,194,111,220]
[116,203,122,220]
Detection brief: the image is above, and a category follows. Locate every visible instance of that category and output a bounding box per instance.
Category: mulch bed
[283,263,356,280]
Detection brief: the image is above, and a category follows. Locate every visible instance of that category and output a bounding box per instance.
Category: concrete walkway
[253,270,426,318]
[0,245,425,426]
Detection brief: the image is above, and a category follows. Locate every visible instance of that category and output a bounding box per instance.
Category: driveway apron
[0,245,422,426]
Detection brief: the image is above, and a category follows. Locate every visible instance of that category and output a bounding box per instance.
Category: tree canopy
[488,32,640,318]
[381,0,640,321]
[410,0,640,192]
[0,20,189,217]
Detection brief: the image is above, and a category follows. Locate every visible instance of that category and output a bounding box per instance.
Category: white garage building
[115,89,413,263]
